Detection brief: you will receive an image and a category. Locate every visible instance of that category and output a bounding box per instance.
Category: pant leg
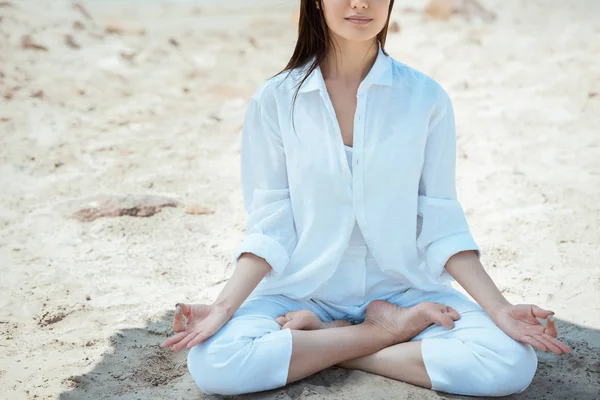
[186,295,331,396]
[388,288,538,397]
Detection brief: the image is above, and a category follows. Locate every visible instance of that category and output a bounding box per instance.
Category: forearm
[213,253,271,317]
[445,251,510,315]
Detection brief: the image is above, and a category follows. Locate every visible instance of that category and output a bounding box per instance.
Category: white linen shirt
[234,46,480,300]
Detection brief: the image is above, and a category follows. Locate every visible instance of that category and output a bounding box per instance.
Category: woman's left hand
[491,304,571,355]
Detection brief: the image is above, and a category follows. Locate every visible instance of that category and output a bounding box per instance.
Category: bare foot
[363,300,460,343]
[276,310,351,330]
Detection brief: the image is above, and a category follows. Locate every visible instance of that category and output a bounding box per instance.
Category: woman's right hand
[160,303,231,351]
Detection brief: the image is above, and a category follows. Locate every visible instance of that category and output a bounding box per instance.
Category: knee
[187,339,244,396]
[499,341,538,394]
[477,339,538,396]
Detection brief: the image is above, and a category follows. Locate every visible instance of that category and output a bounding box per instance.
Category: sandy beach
[1,0,599,399]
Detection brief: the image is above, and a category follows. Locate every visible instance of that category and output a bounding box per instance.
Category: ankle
[360,318,397,347]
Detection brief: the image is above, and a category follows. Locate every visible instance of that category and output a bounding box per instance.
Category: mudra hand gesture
[491,303,571,355]
[161,303,231,351]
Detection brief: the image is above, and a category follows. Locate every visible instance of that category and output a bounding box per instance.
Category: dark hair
[277,0,395,112]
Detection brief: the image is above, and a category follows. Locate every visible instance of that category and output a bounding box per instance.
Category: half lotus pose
[162,0,570,396]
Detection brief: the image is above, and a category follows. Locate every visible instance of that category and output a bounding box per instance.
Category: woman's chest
[326,82,358,148]
[281,88,430,181]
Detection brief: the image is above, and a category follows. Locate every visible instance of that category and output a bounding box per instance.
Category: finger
[535,334,563,355]
[171,331,199,351]
[521,335,547,352]
[173,305,185,333]
[542,333,571,354]
[187,330,214,348]
[447,306,461,321]
[531,305,554,320]
[160,331,188,348]
[276,316,288,326]
[178,303,193,318]
[545,315,558,338]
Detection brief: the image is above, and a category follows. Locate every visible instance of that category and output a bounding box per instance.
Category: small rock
[184,204,214,215]
[72,21,85,30]
[30,90,44,98]
[65,34,80,49]
[425,0,496,22]
[389,21,401,33]
[424,0,453,20]
[73,3,93,21]
[21,35,48,51]
[105,24,146,36]
[182,87,190,94]
[589,91,598,98]
[168,38,179,47]
[0,2,13,7]
[57,194,180,222]
[249,37,259,48]
[85,295,91,301]
[119,51,137,63]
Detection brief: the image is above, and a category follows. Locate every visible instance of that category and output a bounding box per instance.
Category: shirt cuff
[426,232,480,281]
[233,233,290,275]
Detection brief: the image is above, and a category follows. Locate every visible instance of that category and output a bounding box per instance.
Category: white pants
[187,288,537,397]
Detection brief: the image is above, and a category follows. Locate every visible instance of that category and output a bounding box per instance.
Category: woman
[162,0,570,396]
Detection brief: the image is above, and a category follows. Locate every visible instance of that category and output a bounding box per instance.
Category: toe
[276,316,288,326]
[282,319,301,330]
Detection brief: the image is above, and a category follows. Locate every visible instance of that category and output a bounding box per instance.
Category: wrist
[483,298,512,320]
[213,298,236,318]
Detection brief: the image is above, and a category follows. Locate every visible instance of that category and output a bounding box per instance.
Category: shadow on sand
[59,314,600,400]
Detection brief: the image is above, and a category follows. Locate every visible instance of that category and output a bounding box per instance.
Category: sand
[0,0,599,399]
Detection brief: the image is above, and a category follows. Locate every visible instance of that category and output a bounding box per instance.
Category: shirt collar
[297,42,393,94]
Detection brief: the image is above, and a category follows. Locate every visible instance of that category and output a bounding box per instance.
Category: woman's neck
[320,38,378,87]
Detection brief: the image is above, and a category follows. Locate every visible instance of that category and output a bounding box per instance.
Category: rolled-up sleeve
[417,88,480,281]
[233,85,297,275]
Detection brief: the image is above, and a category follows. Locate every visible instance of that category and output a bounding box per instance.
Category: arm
[213,253,271,317]
[163,85,297,350]
[445,250,510,314]
[220,84,297,309]
[416,88,479,283]
[419,88,570,354]
[234,85,297,277]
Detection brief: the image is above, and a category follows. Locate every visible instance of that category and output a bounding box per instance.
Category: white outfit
[188,289,537,397]
[187,45,538,397]
[234,43,480,299]
[312,145,410,307]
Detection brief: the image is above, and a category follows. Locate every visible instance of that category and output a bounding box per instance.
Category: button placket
[353,97,362,204]
[354,90,368,237]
